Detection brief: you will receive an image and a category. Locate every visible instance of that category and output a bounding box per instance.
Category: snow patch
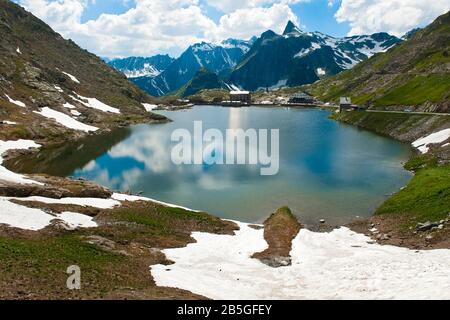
[63,102,76,109]
[317,68,326,76]
[294,43,321,59]
[256,79,287,91]
[0,198,97,231]
[142,103,158,112]
[152,222,450,300]
[54,85,63,93]
[0,140,42,185]
[111,193,199,212]
[34,107,98,132]
[62,71,80,84]
[412,129,450,153]
[2,121,17,125]
[0,198,56,231]
[57,211,98,229]
[123,64,161,78]
[9,196,120,209]
[16,47,22,55]
[71,94,121,114]
[5,94,26,108]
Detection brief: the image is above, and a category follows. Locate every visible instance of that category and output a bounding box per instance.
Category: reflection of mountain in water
[12,106,412,224]
[8,127,132,177]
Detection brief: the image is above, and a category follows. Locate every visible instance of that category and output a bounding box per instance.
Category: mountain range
[108,21,401,97]
[229,21,401,91]
[127,38,255,96]
[305,11,450,113]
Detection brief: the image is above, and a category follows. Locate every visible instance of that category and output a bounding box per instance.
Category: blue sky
[15,0,450,58]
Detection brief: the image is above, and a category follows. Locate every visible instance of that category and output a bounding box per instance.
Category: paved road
[319,105,450,116]
[365,110,450,116]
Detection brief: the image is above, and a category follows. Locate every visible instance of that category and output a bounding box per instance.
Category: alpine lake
[12,105,413,226]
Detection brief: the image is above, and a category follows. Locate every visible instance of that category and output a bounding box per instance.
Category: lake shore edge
[332,111,450,250]
[1,106,449,299]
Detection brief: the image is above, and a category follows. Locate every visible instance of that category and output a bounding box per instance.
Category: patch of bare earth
[348,214,450,250]
[252,207,302,267]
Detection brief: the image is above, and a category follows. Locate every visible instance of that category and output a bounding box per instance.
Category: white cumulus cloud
[205,0,309,13]
[335,0,450,36]
[211,3,300,40]
[17,0,301,57]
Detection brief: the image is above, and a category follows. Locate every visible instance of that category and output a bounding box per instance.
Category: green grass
[0,201,234,298]
[331,111,434,136]
[404,154,438,171]
[116,205,222,230]
[0,233,124,294]
[376,164,450,224]
[374,74,450,106]
[414,50,450,71]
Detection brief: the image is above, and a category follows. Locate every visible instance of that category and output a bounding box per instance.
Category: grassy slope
[376,161,450,225]
[303,11,450,112]
[330,111,450,142]
[174,68,222,98]
[0,201,234,299]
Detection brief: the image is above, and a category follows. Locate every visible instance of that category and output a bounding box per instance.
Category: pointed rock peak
[283,20,302,36]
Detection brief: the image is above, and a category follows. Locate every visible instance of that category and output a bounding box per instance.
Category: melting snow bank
[71,93,121,114]
[412,128,450,153]
[152,222,450,300]
[0,140,42,185]
[5,94,26,107]
[142,103,158,112]
[0,198,97,231]
[111,193,200,212]
[0,193,194,231]
[34,107,98,132]
[8,196,120,209]
[61,71,80,84]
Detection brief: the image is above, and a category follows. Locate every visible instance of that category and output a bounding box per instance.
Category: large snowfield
[152,222,450,300]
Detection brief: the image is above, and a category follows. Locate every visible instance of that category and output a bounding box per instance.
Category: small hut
[289,92,314,104]
[230,91,251,104]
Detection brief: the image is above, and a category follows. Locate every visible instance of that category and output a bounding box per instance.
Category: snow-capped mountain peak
[108,55,174,79]
[283,21,303,36]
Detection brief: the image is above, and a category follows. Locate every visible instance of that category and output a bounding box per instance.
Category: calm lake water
[15,106,413,225]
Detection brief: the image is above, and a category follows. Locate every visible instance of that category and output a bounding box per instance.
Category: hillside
[305,11,450,113]
[0,0,164,144]
[176,68,223,97]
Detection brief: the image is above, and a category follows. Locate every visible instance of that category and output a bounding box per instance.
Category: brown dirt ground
[252,207,302,267]
[348,214,450,250]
